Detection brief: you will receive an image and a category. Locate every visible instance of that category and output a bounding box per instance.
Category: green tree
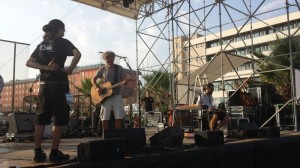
[81,78,93,95]
[143,71,171,114]
[72,78,93,117]
[253,35,300,102]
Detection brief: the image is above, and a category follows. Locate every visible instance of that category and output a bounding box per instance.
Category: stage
[0,127,300,168]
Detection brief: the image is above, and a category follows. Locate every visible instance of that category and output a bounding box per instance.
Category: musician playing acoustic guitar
[91,51,127,130]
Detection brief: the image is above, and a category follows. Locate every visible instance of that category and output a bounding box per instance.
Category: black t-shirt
[31,37,76,82]
[142,96,154,112]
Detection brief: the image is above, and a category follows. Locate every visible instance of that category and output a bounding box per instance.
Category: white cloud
[258,0,285,13]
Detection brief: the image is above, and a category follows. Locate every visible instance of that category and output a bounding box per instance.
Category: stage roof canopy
[73,0,152,20]
[178,52,255,85]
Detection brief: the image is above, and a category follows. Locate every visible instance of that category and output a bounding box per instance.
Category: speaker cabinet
[173,110,193,128]
[194,130,224,146]
[7,112,36,133]
[232,123,258,139]
[77,139,125,162]
[258,126,280,138]
[104,128,146,152]
[149,126,184,148]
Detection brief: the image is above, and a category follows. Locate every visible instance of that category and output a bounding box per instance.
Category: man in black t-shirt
[26,19,81,162]
[141,91,155,113]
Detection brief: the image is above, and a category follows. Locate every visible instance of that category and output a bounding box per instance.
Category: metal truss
[136,0,300,130]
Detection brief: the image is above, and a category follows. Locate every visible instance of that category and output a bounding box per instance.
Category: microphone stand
[69,81,97,137]
[28,74,40,113]
[117,56,145,129]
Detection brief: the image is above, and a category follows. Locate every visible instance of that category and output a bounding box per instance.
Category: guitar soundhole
[102,88,108,94]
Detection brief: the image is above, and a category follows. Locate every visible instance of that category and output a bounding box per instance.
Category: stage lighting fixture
[123,0,134,8]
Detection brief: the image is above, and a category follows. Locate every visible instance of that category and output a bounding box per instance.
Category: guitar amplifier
[7,112,36,133]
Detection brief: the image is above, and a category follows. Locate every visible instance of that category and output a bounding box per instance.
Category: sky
[0,0,137,82]
[0,0,294,82]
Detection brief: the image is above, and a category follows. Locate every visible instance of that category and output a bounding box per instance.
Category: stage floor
[0,127,300,168]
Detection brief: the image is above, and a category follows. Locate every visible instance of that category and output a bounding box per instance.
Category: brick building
[0,64,137,114]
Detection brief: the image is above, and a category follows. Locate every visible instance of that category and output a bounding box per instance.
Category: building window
[252,31,260,38]
[206,43,211,48]
[224,80,234,91]
[213,82,221,91]
[206,55,213,62]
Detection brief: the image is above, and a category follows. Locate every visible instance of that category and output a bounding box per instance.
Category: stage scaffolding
[134,0,300,130]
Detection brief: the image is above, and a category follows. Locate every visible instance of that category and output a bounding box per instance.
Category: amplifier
[7,112,36,133]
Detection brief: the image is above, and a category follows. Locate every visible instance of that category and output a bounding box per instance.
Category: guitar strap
[113,64,119,85]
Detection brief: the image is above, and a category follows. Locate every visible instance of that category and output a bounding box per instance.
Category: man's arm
[26,57,58,71]
[65,48,81,75]
[92,75,102,89]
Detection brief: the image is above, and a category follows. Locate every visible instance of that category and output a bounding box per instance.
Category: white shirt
[197,93,214,108]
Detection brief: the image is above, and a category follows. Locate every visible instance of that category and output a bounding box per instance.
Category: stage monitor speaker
[104,128,146,151]
[258,126,280,138]
[232,123,258,139]
[7,112,36,133]
[194,130,224,146]
[149,126,184,148]
[77,139,125,162]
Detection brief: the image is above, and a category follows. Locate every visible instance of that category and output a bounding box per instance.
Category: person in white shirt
[197,83,229,131]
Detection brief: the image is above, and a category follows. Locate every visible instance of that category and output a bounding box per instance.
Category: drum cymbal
[23,95,38,104]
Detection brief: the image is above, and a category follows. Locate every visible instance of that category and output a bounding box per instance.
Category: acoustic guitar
[90,78,135,105]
